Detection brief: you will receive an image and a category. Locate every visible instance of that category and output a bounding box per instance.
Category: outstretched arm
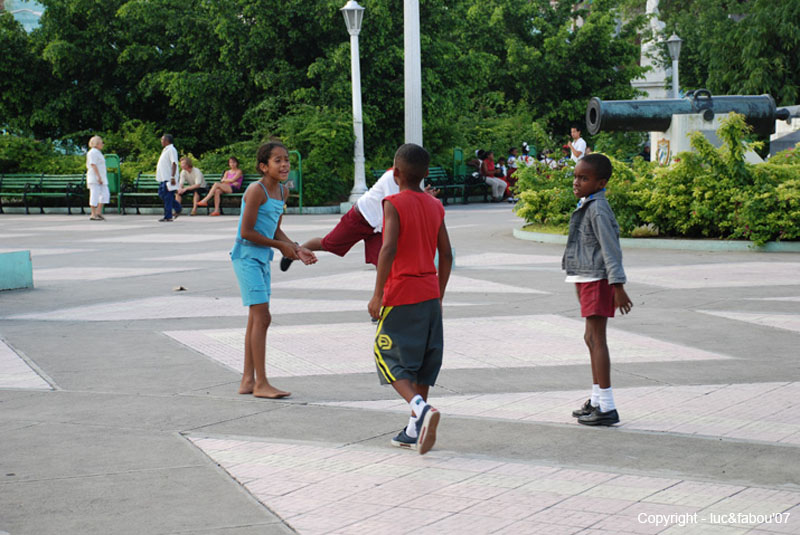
[274,217,317,265]
[239,186,314,263]
[368,200,399,319]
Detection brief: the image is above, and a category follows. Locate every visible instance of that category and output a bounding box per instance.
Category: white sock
[590,384,600,407]
[409,394,428,418]
[405,414,419,438]
[599,387,616,412]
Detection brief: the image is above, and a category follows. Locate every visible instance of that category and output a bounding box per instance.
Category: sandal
[209,211,221,217]
[196,200,208,207]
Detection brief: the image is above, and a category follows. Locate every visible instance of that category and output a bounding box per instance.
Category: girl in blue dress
[231,142,317,398]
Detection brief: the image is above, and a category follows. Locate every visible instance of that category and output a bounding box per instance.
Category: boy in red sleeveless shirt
[368,144,453,455]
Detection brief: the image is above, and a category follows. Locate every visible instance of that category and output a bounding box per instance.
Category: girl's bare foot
[253,382,291,399]
[238,378,255,394]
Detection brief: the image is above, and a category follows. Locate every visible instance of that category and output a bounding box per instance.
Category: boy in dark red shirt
[368,143,453,455]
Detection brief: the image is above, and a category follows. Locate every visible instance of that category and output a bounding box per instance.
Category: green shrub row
[514,114,800,245]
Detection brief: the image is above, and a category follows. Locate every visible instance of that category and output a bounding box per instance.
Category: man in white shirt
[177,157,207,216]
[569,125,587,163]
[156,134,181,222]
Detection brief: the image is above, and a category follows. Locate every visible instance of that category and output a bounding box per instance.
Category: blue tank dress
[230,181,284,306]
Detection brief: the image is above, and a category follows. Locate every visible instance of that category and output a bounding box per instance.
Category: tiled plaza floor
[2,208,799,535]
[0,338,51,390]
[318,382,800,445]
[190,437,800,535]
[162,314,731,377]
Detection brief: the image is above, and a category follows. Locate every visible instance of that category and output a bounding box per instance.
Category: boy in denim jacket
[562,153,633,426]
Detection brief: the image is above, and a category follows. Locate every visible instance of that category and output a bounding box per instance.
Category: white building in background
[1,0,44,32]
[630,0,670,100]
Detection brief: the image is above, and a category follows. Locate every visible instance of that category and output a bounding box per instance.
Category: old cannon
[586,90,791,137]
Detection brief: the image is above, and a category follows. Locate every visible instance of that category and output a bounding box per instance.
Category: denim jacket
[561,189,627,284]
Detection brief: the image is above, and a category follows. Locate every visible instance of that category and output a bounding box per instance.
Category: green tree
[0,13,49,134]
[659,0,800,105]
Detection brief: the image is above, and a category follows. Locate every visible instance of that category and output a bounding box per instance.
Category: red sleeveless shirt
[381,190,445,306]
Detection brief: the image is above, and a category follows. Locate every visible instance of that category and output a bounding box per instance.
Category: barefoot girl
[230,142,317,398]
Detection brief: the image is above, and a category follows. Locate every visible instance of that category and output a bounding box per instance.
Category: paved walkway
[1,206,799,534]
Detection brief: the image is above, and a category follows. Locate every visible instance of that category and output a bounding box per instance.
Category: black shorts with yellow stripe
[373,298,443,386]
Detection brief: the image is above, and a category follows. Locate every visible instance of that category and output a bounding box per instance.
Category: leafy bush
[457,111,556,162]
[0,135,84,174]
[276,105,355,206]
[513,161,575,229]
[593,131,648,161]
[515,114,800,245]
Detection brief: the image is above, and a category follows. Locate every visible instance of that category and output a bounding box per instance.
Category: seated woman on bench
[197,157,244,216]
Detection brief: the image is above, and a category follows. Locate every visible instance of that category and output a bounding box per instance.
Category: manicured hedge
[514,114,800,245]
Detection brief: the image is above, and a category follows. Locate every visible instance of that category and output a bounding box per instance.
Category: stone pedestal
[650,113,764,165]
[0,250,33,291]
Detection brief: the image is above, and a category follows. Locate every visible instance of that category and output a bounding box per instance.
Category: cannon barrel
[586,91,782,136]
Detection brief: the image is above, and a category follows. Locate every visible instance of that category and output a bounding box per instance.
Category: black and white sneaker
[415,405,440,455]
[391,429,417,450]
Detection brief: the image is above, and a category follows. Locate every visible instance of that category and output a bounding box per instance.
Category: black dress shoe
[572,399,596,418]
[578,407,620,426]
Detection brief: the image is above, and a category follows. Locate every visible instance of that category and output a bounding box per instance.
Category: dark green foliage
[658,0,800,106]
[0,135,84,174]
[0,0,727,205]
[515,114,800,245]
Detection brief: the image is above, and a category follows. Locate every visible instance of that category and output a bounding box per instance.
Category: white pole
[404,0,423,145]
[672,57,679,98]
[348,32,367,202]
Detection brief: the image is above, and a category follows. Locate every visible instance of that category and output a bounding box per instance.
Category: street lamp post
[666,33,683,99]
[341,0,367,203]
[404,0,423,145]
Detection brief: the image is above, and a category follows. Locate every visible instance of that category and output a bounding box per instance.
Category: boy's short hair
[163,134,174,144]
[582,153,613,181]
[571,124,582,133]
[394,143,430,182]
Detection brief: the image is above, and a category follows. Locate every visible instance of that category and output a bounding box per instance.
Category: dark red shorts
[576,279,615,318]
[321,206,382,265]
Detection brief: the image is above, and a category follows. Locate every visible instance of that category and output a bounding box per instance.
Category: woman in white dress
[86,136,109,220]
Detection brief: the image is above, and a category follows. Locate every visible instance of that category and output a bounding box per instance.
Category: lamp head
[341,0,365,35]
[666,33,683,60]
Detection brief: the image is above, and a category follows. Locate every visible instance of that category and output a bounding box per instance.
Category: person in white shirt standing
[86,135,109,221]
[156,134,181,222]
[568,125,587,164]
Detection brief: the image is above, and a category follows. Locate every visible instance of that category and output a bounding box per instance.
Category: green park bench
[24,174,87,214]
[0,173,43,214]
[371,166,459,206]
[119,173,161,215]
[0,173,86,214]
[120,151,302,215]
[452,147,490,204]
[426,166,460,206]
